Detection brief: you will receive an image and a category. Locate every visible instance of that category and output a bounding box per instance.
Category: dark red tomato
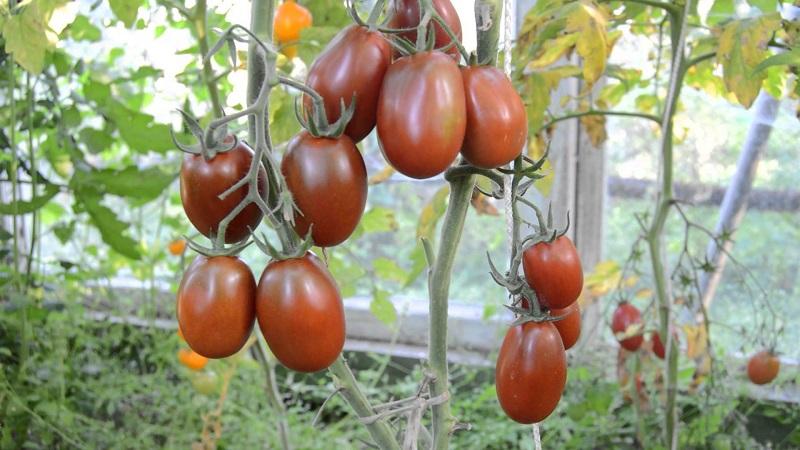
[180,139,267,243]
[305,25,391,143]
[651,331,665,359]
[747,350,780,385]
[281,131,367,247]
[522,236,583,309]
[388,0,462,58]
[177,256,256,358]
[377,51,466,179]
[496,321,567,424]
[551,303,581,350]
[611,302,643,352]
[256,253,345,372]
[460,65,527,169]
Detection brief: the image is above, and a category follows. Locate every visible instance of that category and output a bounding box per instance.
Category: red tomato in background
[256,253,345,372]
[177,256,256,358]
[180,139,266,243]
[496,321,567,424]
[460,65,527,169]
[551,303,581,350]
[388,0,462,58]
[747,350,780,385]
[281,131,367,247]
[611,302,644,352]
[651,331,666,359]
[305,25,391,143]
[377,51,466,179]
[522,236,583,309]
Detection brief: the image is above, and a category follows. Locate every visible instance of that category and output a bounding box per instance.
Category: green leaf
[61,106,81,128]
[52,221,75,244]
[635,94,659,113]
[83,79,111,105]
[416,185,450,240]
[326,252,365,297]
[79,128,113,154]
[107,101,173,154]
[753,48,800,73]
[373,257,407,283]
[370,289,397,326]
[360,207,398,234]
[75,191,141,259]
[404,241,427,288]
[68,15,101,41]
[73,166,175,202]
[705,0,733,26]
[268,88,301,144]
[717,13,782,108]
[109,0,140,28]
[2,3,55,73]
[747,0,777,13]
[0,184,59,215]
[296,26,341,66]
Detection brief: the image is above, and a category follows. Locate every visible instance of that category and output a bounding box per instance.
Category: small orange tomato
[273,0,312,59]
[168,239,187,255]
[747,350,780,385]
[178,348,208,371]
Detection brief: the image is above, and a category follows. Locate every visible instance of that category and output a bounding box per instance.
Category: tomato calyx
[252,226,315,261]
[172,110,238,160]
[282,75,357,138]
[184,234,252,257]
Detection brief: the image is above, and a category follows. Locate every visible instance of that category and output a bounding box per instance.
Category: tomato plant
[460,65,527,169]
[281,132,367,247]
[522,235,583,310]
[551,302,581,350]
[376,51,466,179]
[180,139,267,243]
[255,253,345,372]
[611,302,643,352]
[177,256,257,358]
[747,350,780,385]
[388,0,462,58]
[273,0,313,59]
[305,25,392,143]
[495,321,567,424]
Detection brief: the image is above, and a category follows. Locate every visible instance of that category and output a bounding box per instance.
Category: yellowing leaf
[580,112,607,147]
[368,165,395,185]
[717,13,782,108]
[526,34,578,70]
[2,0,71,74]
[584,260,621,297]
[527,136,554,197]
[566,1,610,85]
[634,288,653,299]
[682,324,708,359]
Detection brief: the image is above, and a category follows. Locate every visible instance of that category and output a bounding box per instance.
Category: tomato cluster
[496,235,584,424]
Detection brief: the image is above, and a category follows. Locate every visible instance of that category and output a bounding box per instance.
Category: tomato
[495,321,567,424]
[551,303,581,350]
[651,331,665,359]
[522,236,583,309]
[273,0,312,59]
[611,302,643,352]
[460,65,527,169]
[376,51,466,179]
[305,25,391,143]
[256,253,345,372]
[180,139,267,243]
[747,350,780,385]
[281,131,367,247]
[168,239,186,256]
[178,348,209,371]
[191,372,220,395]
[177,256,256,358]
[388,0,462,58]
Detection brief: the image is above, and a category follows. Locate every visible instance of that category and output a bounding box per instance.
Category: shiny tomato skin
[180,140,267,243]
[305,25,391,143]
[551,303,581,350]
[388,0,462,58]
[177,256,256,358]
[256,253,345,372]
[611,302,644,352]
[747,350,780,385]
[377,51,466,179]
[522,236,583,310]
[281,131,367,247]
[460,66,527,169]
[496,321,567,424]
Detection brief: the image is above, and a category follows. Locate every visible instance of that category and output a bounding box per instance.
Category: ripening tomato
[377,51,466,179]
[178,348,209,371]
[522,236,583,309]
[177,256,256,358]
[273,0,312,59]
[496,321,567,424]
[180,139,267,243]
[651,331,666,359]
[305,25,391,143]
[551,303,581,350]
[256,253,345,372]
[168,239,187,256]
[281,131,367,247]
[747,350,780,385]
[388,0,462,58]
[460,65,527,169]
[611,302,643,352]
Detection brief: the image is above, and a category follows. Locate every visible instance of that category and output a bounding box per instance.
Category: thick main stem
[195,0,224,118]
[428,175,475,449]
[645,2,691,448]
